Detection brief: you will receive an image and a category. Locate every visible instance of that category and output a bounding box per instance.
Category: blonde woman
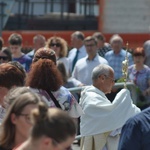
[46,36,69,75]
[0,90,43,150]
[15,104,76,150]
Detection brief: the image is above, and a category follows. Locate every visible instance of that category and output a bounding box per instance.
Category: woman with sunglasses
[0,47,12,64]
[15,103,76,150]
[0,90,42,150]
[46,36,69,75]
[128,47,150,108]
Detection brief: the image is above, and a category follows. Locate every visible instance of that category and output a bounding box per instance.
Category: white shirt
[72,54,108,85]
[68,45,87,72]
[79,86,140,136]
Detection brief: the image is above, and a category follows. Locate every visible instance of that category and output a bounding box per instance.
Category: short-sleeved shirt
[118,107,150,150]
[29,86,83,118]
[105,49,133,80]
[13,54,32,72]
[72,54,108,85]
[128,64,150,92]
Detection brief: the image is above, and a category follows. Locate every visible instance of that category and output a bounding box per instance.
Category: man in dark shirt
[118,107,150,150]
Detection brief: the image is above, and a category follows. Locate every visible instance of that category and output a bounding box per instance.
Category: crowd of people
[0,31,150,150]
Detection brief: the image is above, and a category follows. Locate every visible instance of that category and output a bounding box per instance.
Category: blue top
[105,49,133,80]
[128,65,150,92]
[118,107,150,150]
[13,54,32,72]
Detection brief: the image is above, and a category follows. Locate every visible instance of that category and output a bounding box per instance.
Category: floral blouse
[128,64,150,101]
[29,86,83,118]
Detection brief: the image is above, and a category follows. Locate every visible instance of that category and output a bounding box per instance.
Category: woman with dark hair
[128,47,150,107]
[0,63,26,106]
[26,47,82,119]
[0,47,12,64]
[15,104,76,150]
[0,90,43,150]
[46,36,70,75]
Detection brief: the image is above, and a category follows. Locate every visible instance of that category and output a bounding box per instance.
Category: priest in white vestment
[79,64,140,150]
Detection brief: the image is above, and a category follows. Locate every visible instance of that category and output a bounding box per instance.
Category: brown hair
[46,36,68,58]
[0,92,42,150]
[133,47,145,57]
[0,63,25,89]
[1,47,12,61]
[26,59,63,91]
[92,32,105,41]
[84,36,97,45]
[8,33,22,46]
[71,31,85,41]
[4,87,32,107]
[31,103,76,143]
[33,47,56,65]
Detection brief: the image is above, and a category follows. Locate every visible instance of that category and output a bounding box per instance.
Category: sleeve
[71,64,78,79]
[118,118,142,150]
[70,77,83,86]
[68,94,83,118]
[55,87,83,118]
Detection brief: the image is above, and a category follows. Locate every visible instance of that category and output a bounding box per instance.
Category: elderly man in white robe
[79,64,140,150]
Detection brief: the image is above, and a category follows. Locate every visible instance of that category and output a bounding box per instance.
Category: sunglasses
[18,113,31,124]
[0,56,8,60]
[50,43,61,47]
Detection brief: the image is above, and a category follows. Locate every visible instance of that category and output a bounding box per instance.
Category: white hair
[92,64,113,81]
[110,34,123,44]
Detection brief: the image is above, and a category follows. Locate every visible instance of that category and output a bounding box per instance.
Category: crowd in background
[0,31,150,150]
[1,31,150,107]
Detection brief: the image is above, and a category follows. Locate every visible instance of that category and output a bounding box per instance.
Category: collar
[91,85,108,99]
[86,54,99,61]
[113,49,124,56]
[132,65,148,74]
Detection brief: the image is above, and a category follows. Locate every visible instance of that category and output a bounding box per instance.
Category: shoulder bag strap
[47,90,62,109]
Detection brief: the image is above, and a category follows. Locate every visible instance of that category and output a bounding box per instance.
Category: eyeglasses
[85,44,96,47]
[104,75,115,82]
[52,139,71,150]
[50,43,61,47]
[0,56,8,61]
[19,113,31,124]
